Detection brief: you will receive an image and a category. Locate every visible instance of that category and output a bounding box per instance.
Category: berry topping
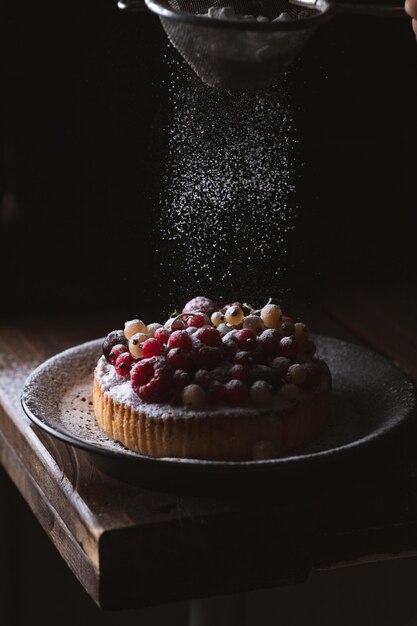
[129,332,149,359]
[250,380,273,405]
[259,328,282,355]
[225,380,248,404]
[192,345,223,369]
[287,363,306,385]
[301,362,321,388]
[172,369,191,389]
[225,305,244,326]
[165,317,187,332]
[194,326,222,347]
[279,336,298,361]
[183,296,218,316]
[109,343,129,365]
[114,352,134,377]
[141,338,162,358]
[280,318,296,337]
[187,312,210,328]
[242,314,264,333]
[260,304,282,329]
[233,351,253,367]
[167,348,189,370]
[206,381,228,404]
[124,319,147,340]
[235,328,257,351]
[278,383,299,402]
[294,322,310,344]
[193,369,212,388]
[102,330,128,363]
[211,311,226,327]
[217,323,232,337]
[146,323,163,337]
[182,384,206,408]
[154,327,170,346]
[228,364,249,382]
[168,330,193,351]
[131,356,172,402]
[108,296,326,408]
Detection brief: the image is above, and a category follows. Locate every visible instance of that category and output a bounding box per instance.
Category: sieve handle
[117,0,148,10]
[334,2,406,17]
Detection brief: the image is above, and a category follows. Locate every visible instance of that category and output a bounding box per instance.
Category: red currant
[235,328,257,351]
[168,330,192,351]
[154,328,170,346]
[259,329,282,355]
[109,343,129,365]
[206,381,228,404]
[280,336,298,361]
[228,364,248,382]
[194,326,222,347]
[192,345,223,369]
[233,351,253,367]
[142,338,162,358]
[167,348,189,370]
[114,352,134,377]
[172,369,191,389]
[187,312,210,328]
[225,380,248,404]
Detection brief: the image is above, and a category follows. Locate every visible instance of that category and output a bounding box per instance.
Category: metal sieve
[118,0,406,90]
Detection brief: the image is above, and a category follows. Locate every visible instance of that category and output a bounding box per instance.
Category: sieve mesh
[146,0,326,89]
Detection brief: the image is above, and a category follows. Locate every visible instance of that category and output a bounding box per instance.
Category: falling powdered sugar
[157,57,297,307]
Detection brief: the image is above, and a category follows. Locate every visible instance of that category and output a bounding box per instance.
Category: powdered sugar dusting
[157,57,296,307]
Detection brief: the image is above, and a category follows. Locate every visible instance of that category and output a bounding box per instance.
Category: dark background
[1,0,416,317]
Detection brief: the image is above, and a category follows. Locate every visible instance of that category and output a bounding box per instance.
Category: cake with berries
[93,296,332,461]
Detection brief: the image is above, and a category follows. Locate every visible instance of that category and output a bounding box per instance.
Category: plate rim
[21,336,417,472]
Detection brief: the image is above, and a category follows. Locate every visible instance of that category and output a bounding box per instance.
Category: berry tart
[93,297,332,461]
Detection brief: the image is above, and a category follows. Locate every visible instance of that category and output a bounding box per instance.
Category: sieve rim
[144,0,336,30]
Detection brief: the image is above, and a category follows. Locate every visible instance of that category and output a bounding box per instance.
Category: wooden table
[1,285,417,611]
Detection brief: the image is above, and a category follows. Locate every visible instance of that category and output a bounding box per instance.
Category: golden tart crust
[93,365,331,461]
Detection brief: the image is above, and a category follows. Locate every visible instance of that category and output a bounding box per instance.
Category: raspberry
[187,312,210,328]
[228,364,248,382]
[280,336,298,361]
[130,356,172,403]
[194,326,222,347]
[225,380,248,404]
[142,338,162,358]
[114,352,134,377]
[154,328,170,346]
[167,348,189,370]
[102,330,128,362]
[109,343,129,365]
[183,296,218,316]
[259,329,282,355]
[235,328,257,351]
[168,330,192,351]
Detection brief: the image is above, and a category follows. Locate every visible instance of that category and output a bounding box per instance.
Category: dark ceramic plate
[21,336,416,495]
